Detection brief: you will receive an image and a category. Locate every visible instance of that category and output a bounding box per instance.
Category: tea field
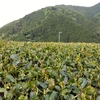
[0,40,100,100]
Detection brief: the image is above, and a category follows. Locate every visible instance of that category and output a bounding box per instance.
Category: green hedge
[0,41,100,100]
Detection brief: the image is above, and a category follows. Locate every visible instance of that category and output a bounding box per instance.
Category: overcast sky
[0,0,100,27]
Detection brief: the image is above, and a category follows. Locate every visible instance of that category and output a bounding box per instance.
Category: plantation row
[0,40,100,100]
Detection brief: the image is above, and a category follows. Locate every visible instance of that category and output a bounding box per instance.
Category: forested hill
[58,2,100,20]
[0,3,100,42]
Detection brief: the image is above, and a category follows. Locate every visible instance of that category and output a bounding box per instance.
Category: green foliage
[0,40,100,99]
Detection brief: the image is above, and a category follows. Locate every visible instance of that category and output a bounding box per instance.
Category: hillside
[0,3,100,42]
[57,2,100,20]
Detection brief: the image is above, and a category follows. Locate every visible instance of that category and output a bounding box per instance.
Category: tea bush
[0,40,100,100]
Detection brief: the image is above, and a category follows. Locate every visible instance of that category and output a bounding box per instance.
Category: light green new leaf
[0,88,7,98]
[61,89,68,96]
[83,86,96,95]
[0,88,6,92]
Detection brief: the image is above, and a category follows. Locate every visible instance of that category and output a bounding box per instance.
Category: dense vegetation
[0,40,100,99]
[0,3,100,42]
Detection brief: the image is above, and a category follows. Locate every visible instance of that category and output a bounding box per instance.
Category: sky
[0,0,100,27]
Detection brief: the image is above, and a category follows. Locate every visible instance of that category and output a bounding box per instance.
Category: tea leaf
[50,91,58,100]
[6,75,15,82]
[96,95,100,100]
[39,82,47,89]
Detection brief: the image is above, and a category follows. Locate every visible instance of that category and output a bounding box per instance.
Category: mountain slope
[0,3,100,42]
[57,2,100,19]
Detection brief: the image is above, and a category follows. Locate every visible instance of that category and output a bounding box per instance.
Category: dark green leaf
[81,78,87,88]
[0,96,3,100]
[13,60,20,66]
[64,94,74,100]
[39,82,47,89]
[44,94,49,100]
[30,92,36,99]
[96,95,100,100]
[6,75,15,82]
[26,61,32,68]
[55,85,61,91]
[10,54,17,59]
[63,76,68,84]
[50,91,58,100]
[52,70,57,77]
